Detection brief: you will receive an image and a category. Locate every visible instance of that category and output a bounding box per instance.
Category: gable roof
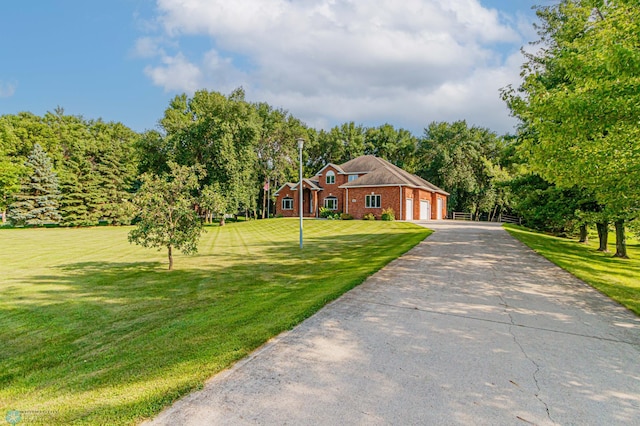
[275,155,449,196]
[273,178,322,196]
[338,155,449,195]
[314,162,345,176]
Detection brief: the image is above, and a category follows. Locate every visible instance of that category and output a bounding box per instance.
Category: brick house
[274,155,448,220]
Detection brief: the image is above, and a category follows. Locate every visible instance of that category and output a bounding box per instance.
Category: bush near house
[381,208,395,221]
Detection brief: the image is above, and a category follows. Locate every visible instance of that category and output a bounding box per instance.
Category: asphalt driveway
[146,222,640,425]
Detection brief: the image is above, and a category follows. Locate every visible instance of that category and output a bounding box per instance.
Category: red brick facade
[274,156,448,220]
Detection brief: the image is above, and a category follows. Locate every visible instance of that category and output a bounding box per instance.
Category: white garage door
[419,200,431,220]
[405,199,413,221]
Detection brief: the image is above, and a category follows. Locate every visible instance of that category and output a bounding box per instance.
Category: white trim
[324,196,338,210]
[345,188,349,214]
[282,197,294,210]
[365,194,381,208]
[339,183,428,190]
[325,170,336,184]
[273,182,295,196]
[339,183,447,195]
[419,199,431,220]
[405,198,414,221]
[314,163,345,176]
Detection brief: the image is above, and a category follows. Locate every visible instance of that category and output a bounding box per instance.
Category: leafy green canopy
[128,162,204,270]
[0,110,139,226]
[503,0,640,215]
[415,120,510,218]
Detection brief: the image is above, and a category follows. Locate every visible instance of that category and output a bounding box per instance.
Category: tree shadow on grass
[1,228,431,424]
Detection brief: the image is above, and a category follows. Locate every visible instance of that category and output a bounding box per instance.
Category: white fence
[452,212,472,221]
[451,212,521,224]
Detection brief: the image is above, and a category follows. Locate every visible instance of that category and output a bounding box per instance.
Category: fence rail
[497,214,522,224]
[451,212,521,224]
[452,212,472,221]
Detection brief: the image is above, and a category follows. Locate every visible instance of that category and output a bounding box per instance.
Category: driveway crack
[498,293,556,425]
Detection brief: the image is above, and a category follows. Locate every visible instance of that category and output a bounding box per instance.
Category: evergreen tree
[8,143,62,225]
[58,157,101,226]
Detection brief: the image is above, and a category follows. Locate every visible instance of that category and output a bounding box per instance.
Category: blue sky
[0,0,543,136]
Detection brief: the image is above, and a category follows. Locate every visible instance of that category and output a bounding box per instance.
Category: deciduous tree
[128,162,204,270]
[503,0,640,257]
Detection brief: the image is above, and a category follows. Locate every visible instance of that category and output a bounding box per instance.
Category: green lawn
[0,219,431,425]
[504,224,640,316]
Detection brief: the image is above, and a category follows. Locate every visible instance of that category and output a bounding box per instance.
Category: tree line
[1,0,637,259]
[0,90,517,229]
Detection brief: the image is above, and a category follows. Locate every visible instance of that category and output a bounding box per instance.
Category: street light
[297,138,304,249]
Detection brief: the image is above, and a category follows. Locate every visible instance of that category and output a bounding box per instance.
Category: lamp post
[297,138,304,249]
[266,158,273,218]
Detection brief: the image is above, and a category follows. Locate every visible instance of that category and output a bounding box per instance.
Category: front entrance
[437,198,443,220]
[420,200,431,220]
[405,198,414,221]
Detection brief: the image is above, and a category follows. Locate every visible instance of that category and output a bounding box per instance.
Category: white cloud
[144,53,203,93]
[0,81,16,98]
[140,0,533,134]
[131,37,164,58]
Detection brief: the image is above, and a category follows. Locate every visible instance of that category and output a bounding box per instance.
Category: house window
[326,170,335,184]
[324,196,338,210]
[365,194,381,208]
[282,197,293,210]
[348,174,358,182]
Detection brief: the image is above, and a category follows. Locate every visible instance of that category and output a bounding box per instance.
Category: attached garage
[275,155,448,220]
[405,199,413,221]
[420,200,431,220]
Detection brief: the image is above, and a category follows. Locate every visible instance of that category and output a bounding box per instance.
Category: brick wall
[275,166,448,220]
[345,186,402,219]
[316,165,345,213]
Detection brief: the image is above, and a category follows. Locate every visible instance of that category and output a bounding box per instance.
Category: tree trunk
[167,245,173,270]
[262,187,267,219]
[596,222,609,252]
[614,219,628,259]
[219,216,225,226]
[490,205,498,222]
[1,208,5,224]
[579,224,588,244]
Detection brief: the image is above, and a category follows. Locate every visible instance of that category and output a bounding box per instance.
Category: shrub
[363,213,376,220]
[381,208,395,221]
[340,213,354,220]
[319,207,333,218]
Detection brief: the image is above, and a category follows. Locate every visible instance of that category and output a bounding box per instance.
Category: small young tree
[8,143,62,225]
[128,162,204,270]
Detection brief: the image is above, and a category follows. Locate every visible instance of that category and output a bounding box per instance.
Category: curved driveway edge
[145,222,640,425]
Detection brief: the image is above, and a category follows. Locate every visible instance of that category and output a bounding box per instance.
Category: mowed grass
[504,224,640,315]
[0,219,431,425]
